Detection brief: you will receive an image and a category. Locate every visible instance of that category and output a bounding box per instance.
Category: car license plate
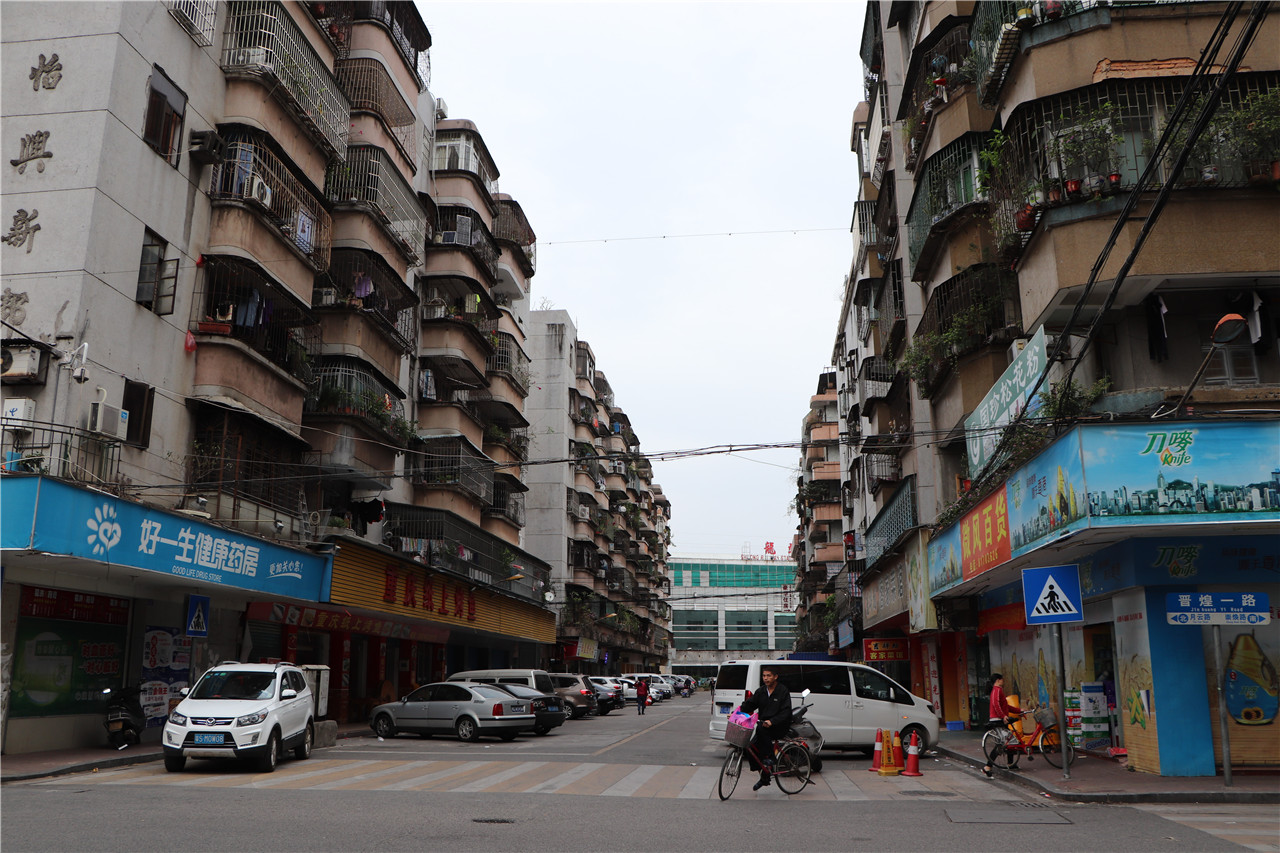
[511,704,526,713]
[718,705,732,715]
[548,703,560,711]
[194,733,225,745]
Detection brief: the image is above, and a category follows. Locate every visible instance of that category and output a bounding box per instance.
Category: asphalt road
[3,696,1271,852]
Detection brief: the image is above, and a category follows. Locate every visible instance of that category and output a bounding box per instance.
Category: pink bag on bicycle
[727,708,757,730]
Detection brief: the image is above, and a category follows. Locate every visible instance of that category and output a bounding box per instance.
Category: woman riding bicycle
[738,666,792,790]
[982,673,1019,777]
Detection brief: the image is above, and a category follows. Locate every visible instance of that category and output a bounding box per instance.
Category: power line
[543,227,846,246]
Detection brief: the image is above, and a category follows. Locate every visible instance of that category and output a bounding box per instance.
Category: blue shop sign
[1,477,325,601]
[1166,592,1271,626]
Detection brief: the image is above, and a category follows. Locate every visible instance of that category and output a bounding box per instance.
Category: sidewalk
[934,729,1279,804]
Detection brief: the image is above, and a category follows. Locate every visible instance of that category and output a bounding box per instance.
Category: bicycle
[981,704,1075,770]
[718,718,811,799]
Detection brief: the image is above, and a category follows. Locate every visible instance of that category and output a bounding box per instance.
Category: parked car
[634,674,673,699]
[370,681,535,742]
[445,669,556,694]
[484,682,566,735]
[709,659,939,751]
[612,677,640,701]
[162,661,314,773]
[587,677,623,714]
[548,673,599,718]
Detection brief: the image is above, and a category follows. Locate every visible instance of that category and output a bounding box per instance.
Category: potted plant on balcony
[1224,88,1280,185]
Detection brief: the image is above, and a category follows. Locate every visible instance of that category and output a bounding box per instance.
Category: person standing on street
[982,673,1018,778]
[636,677,648,714]
[739,666,792,791]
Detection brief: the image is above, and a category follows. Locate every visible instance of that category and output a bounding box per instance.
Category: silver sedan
[369,682,535,742]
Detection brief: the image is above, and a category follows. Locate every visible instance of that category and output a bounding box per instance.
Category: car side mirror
[800,688,811,699]
[400,696,409,703]
[281,688,298,699]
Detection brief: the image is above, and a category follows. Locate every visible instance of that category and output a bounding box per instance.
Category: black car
[588,677,623,714]
[486,682,567,735]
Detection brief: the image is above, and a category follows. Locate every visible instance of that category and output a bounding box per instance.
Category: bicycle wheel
[982,727,1020,769]
[718,747,743,800]
[774,743,811,795]
[1036,725,1075,769]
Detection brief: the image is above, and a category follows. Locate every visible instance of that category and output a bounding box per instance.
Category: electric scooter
[102,685,146,749]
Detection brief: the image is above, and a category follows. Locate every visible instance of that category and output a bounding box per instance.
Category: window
[143,65,186,165]
[136,229,178,315]
[122,379,155,448]
[854,668,912,704]
[1201,317,1259,386]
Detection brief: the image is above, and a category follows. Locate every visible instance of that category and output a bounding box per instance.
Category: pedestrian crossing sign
[186,594,210,638]
[1022,565,1083,625]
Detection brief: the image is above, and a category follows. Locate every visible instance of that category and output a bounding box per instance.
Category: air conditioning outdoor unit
[2,346,42,381]
[188,129,227,165]
[89,401,129,440]
[246,176,273,208]
[2,397,36,429]
[577,506,590,521]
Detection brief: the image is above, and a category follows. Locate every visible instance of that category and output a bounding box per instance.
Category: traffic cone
[901,730,923,777]
[877,730,901,777]
[867,728,883,772]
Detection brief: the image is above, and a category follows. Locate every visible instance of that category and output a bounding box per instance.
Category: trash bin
[300,664,330,719]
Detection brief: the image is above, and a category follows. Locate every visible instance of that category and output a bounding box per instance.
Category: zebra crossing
[40,755,1022,802]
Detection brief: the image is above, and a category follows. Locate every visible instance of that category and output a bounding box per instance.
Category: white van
[709,659,939,750]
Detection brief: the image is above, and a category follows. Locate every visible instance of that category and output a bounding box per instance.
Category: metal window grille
[1,420,122,487]
[493,200,537,274]
[486,332,530,393]
[189,425,306,516]
[167,0,217,46]
[857,355,895,405]
[853,200,880,274]
[907,134,983,270]
[320,248,417,351]
[353,0,432,92]
[406,436,493,504]
[874,262,906,356]
[222,1,350,161]
[912,265,1021,395]
[326,145,427,263]
[433,131,499,194]
[863,475,917,570]
[487,480,526,527]
[308,358,404,427]
[335,58,418,169]
[433,206,499,281]
[210,132,333,272]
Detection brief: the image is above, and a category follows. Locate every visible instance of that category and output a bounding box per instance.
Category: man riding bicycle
[738,665,792,790]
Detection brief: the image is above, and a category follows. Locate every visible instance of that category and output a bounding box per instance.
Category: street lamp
[1153,313,1248,418]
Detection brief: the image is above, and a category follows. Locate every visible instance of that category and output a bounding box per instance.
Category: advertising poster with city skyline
[1008,428,1089,558]
[1081,421,1280,526]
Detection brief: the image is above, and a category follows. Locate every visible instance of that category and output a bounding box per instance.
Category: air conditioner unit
[2,346,42,381]
[246,176,273,208]
[434,98,449,121]
[89,401,129,439]
[577,506,590,521]
[188,129,227,166]
[2,397,36,428]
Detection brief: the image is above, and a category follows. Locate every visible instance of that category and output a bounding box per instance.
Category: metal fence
[407,437,493,504]
[319,248,417,352]
[863,475,917,570]
[434,206,499,282]
[326,145,427,263]
[335,57,419,169]
[1,421,122,488]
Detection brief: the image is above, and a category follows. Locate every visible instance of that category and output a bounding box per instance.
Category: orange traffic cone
[867,728,884,772]
[877,730,901,777]
[901,730,923,777]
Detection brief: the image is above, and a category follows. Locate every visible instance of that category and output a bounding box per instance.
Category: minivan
[446,669,556,695]
[709,659,939,751]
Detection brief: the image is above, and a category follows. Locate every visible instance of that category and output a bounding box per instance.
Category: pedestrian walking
[636,678,648,714]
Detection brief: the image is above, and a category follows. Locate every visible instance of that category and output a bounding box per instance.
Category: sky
[417,2,864,557]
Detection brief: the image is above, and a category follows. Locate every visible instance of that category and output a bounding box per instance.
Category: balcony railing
[853,199,880,275]
[485,424,529,461]
[352,1,432,92]
[1,420,122,489]
[434,131,499,195]
[493,199,537,274]
[222,1,350,160]
[335,57,419,169]
[857,355,896,405]
[485,481,526,527]
[307,358,407,439]
[316,248,418,352]
[906,134,983,272]
[327,145,427,263]
[874,263,906,356]
[406,437,492,503]
[189,425,307,517]
[486,332,530,395]
[210,132,333,271]
[863,475,917,571]
[167,0,216,46]
[864,453,902,495]
[192,255,320,382]
[908,265,1021,398]
[433,206,500,282]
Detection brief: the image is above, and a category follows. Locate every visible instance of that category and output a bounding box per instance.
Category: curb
[934,745,1280,805]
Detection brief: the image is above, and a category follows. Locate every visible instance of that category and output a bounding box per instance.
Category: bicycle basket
[1033,706,1057,726]
[724,719,755,748]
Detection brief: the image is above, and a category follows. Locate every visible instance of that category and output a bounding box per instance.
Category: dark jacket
[740,681,792,733]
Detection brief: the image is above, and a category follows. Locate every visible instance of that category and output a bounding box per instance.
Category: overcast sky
[418,2,863,558]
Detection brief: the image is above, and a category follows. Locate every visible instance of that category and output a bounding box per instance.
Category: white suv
[162,661,314,773]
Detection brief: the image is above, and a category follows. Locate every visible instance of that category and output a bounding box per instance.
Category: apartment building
[829,1,1279,776]
[669,557,798,680]
[1,1,554,751]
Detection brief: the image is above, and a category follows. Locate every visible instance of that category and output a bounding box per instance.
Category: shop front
[929,420,1280,776]
[0,476,327,753]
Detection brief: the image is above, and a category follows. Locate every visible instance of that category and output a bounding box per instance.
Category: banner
[10,618,127,718]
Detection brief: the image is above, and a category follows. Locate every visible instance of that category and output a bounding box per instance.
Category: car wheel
[455,717,479,742]
[499,731,518,742]
[294,722,313,760]
[163,753,186,773]
[257,731,280,773]
[533,725,550,736]
[597,705,610,716]
[901,724,928,754]
[810,756,823,773]
[373,713,396,739]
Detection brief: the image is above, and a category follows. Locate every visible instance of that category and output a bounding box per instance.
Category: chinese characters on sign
[960,486,1011,580]
[3,208,40,252]
[30,53,63,91]
[965,327,1046,475]
[1140,429,1195,466]
[382,566,478,621]
[140,517,263,582]
[1165,592,1271,626]
[11,130,52,174]
[862,638,909,662]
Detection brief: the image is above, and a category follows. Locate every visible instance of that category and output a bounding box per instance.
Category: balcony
[210,131,333,275]
[335,57,419,169]
[865,453,902,495]
[484,424,529,463]
[315,248,418,359]
[1,420,121,488]
[863,475,918,572]
[902,24,973,173]
[307,358,409,445]
[874,264,906,356]
[188,418,307,526]
[430,206,500,283]
[406,436,492,504]
[857,355,896,407]
[493,197,537,278]
[351,1,432,93]
[486,332,530,397]
[484,478,526,529]
[434,129,499,196]
[222,1,350,161]
[906,134,984,277]
[853,199,881,278]
[327,145,427,264]
[419,275,500,390]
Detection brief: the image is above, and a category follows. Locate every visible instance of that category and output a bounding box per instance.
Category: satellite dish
[544,591,555,602]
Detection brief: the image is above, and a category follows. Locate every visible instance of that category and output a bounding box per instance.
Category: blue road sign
[186,594,210,638]
[1166,592,1271,626]
[1022,565,1084,625]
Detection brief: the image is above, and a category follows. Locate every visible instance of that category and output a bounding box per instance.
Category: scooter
[102,685,146,749]
[785,690,825,773]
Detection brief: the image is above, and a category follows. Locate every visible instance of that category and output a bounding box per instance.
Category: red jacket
[636,680,648,697]
[989,685,1013,720]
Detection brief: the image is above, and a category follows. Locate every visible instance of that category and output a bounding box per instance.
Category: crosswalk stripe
[600,764,663,796]
[479,761,566,793]
[380,761,482,791]
[634,764,696,798]
[251,760,387,789]
[311,761,446,790]
[452,761,547,793]
[409,761,519,791]
[679,766,721,798]
[523,762,608,794]
[555,763,633,795]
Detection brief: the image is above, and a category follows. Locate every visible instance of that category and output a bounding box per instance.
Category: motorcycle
[785,689,825,773]
[101,685,146,749]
